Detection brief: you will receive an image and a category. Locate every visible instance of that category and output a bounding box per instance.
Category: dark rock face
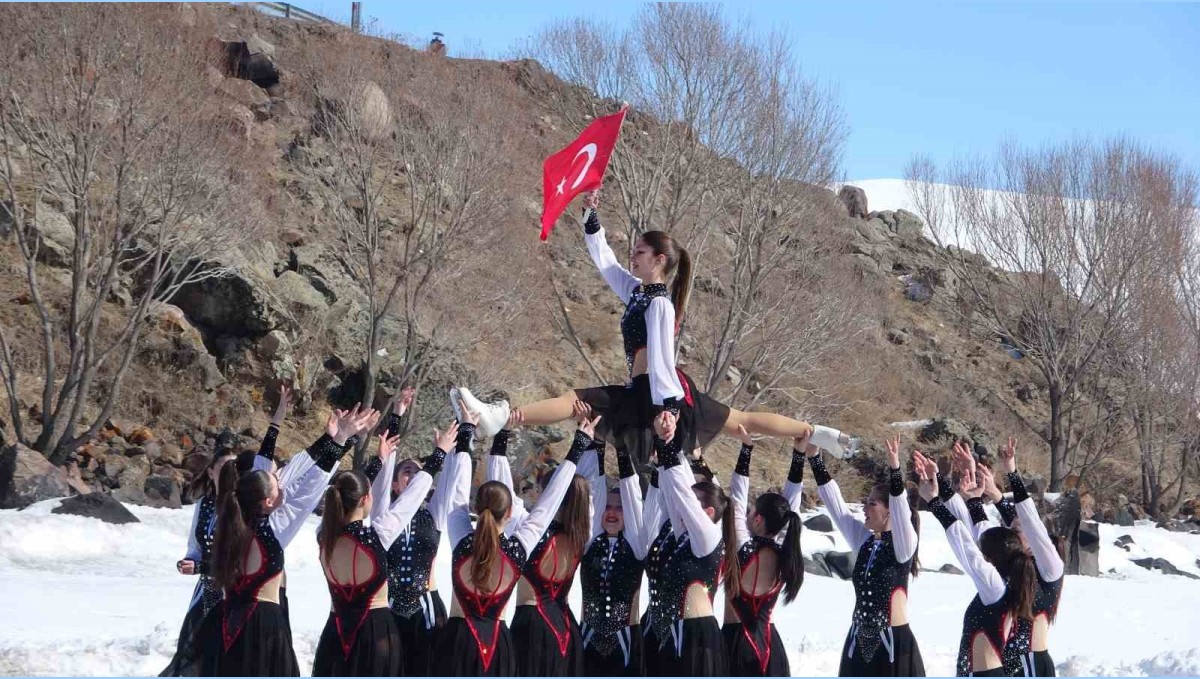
[51,493,140,525]
[838,185,868,219]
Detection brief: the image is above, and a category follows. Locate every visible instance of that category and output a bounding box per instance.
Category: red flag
[540,109,626,241]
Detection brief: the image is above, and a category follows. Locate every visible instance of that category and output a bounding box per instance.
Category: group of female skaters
[162,189,1065,677]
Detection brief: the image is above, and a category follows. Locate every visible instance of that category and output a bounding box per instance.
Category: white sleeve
[946,494,973,532]
[487,449,529,524]
[644,298,686,406]
[269,452,336,548]
[428,457,455,533]
[731,471,752,552]
[619,473,648,560]
[661,462,722,557]
[368,454,397,527]
[1016,498,1065,582]
[508,460,580,554]
[586,451,606,542]
[184,501,203,562]
[642,483,666,554]
[816,480,873,549]
[373,471,435,549]
[445,451,474,548]
[275,450,316,491]
[584,227,639,303]
[889,489,918,564]
[782,480,804,516]
[944,519,1008,605]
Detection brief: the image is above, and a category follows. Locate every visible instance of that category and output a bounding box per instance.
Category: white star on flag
[556,177,566,195]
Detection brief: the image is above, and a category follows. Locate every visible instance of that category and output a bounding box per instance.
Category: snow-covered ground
[2,498,1199,677]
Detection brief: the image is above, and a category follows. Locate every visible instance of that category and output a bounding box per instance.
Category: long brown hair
[318,470,371,569]
[184,454,233,502]
[211,465,272,590]
[871,483,922,577]
[471,481,512,590]
[692,480,738,596]
[755,492,806,604]
[640,230,692,323]
[980,526,1036,621]
[539,471,591,559]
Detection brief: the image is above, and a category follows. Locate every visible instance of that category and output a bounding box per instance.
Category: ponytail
[471,480,512,591]
[212,466,270,590]
[778,510,805,604]
[185,454,233,502]
[981,526,1036,621]
[692,480,737,596]
[557,474,591,559]
[671,246,691,323]
[909,490,922,577]
[318,471,371,569]
[754,493,806,604]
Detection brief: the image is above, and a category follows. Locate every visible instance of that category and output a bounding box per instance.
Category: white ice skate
[452,386,511,438]
[810,424,860,459]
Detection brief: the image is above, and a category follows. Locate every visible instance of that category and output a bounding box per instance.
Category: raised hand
[793,430,812,453]
[912,450,938,501]
[583,188,600,211]
[378,431,401,461]
[433,421,460,453]
[736,424,753,447]
[504,411,522,431]
[885,433,902,469]
[578,414,602,440]
[978,463,1003,502]
[272,383,292,426]
[653,411,677,443]
[999,436,1017,474]
[394,386,416,417]
[571,399,593,424]
[327,405,362,445]
[952,440,976,481]
[357,409,383,437]
[457,398,480,427]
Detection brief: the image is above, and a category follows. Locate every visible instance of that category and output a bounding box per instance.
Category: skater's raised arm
[581,192,640,303]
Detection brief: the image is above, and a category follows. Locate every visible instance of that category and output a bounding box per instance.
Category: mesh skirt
[576,372,729,466]
[194,600,299,677]
[431,616,516,677]
[311,607,403,677]
[838,623,925,677]
[723,621,790,677]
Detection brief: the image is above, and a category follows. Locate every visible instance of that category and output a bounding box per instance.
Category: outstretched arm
[509,426,592,554]
[375,446,444,549]
[808,450,872,549]
[730,427,755,550]
[581,198,640,303]
[586,440,607,542]
[617,448,648,560]
[656,414,722,558]
[487,429,529,524]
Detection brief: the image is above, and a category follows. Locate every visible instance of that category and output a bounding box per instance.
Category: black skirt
[583,623,642,677]
[650,616,728,677]
[431,616,516,677]
[160,582,212,677]
[511,604,584,676]
[194,600,299,677]
[576,372,729,466]
[311,607,403,677]
[393,590,448,676]
[837,623,924,677]
[723,621,790,677]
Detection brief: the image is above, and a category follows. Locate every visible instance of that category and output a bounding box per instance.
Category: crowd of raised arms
[161,189,1065,678]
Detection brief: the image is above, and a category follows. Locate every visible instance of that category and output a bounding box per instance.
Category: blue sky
[294,3,1198,180]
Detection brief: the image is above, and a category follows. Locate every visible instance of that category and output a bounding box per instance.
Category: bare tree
[0,5,262,462]
[906,139,1197,491]
[291,40,511,466]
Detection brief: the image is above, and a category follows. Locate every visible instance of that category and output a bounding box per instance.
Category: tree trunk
[1048,382,1067,491]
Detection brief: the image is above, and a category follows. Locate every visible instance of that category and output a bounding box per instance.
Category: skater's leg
[722,408,813,439]
[514,391,578,426]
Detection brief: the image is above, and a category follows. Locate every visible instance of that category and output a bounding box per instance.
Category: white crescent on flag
[569,143,598,191]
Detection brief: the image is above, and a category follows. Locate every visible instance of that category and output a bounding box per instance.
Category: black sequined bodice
[956,591,1011,676]
[450,532,528,672]
[387,506,441,616]
[522,521,580,606]
[193,494,222,614]
[730,537,784,630]
[324,520,389,658]
[646,532,723,646]
[619,283,669,378]
[580,532,644,656]
[220,517,285,651]
[1002,569,1063,673]
[849,531,912,663]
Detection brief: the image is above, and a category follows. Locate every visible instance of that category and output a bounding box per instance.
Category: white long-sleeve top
[584,227,685,406]
[366,450,452,550]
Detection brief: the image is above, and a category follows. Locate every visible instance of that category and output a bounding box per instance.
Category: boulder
[221,34,280,89]
[218,77,270,108]
[271,270,329,316]
[51,493,139,524]
[918,418,973,448]
[352,81,393,142]
[1133,557,1200,580]
[258,330,292,360]
[144,474,182,509]
[804,553,833,577]
[893,209,925,240]
[0,444,75,509]
[110,485,149,506]
[29,203,75,268]
[854,218,890,244]
[838,185,869,219]
[155,443,184,467]
[803,514,834,533]
[182,451,213,477]
[823,551,857,580]
[1113,534,1135,551]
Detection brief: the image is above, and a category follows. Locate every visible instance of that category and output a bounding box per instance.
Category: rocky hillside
[1,3,1160,519]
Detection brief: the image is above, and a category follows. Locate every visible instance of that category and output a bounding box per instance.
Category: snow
[2,497,1199,676]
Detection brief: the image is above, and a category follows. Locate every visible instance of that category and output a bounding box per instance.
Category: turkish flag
[540,108,627,241]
